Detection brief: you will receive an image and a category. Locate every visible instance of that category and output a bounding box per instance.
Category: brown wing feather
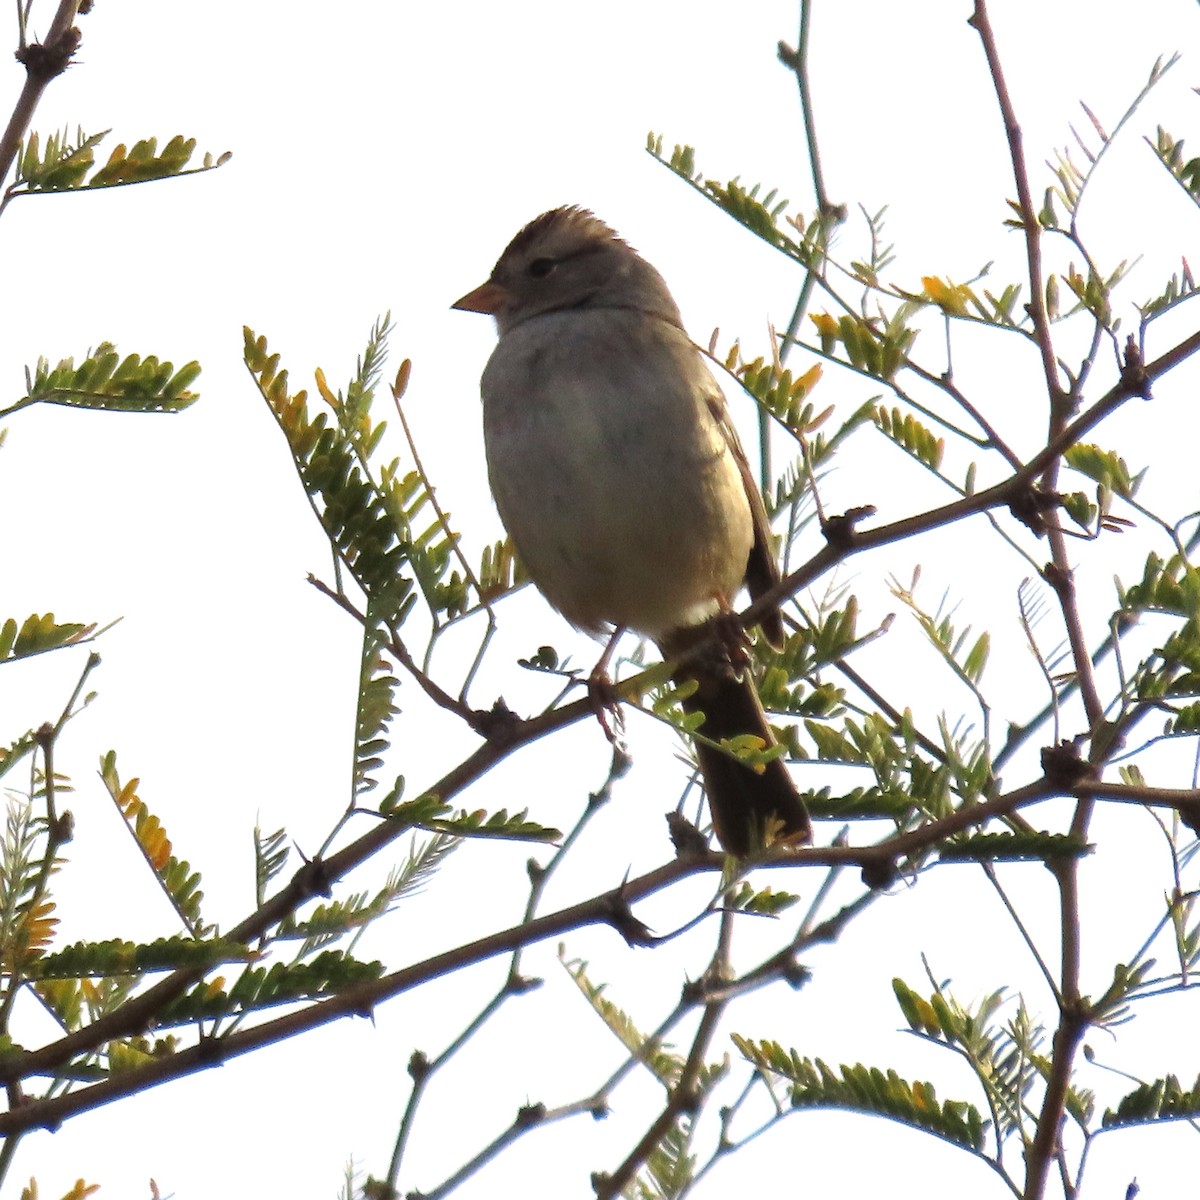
[705,393,784,648]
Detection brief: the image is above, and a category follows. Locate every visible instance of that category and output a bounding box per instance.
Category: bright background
[2,2,1200,1196]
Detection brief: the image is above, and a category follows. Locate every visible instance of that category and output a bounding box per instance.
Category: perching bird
[453,206,810,856]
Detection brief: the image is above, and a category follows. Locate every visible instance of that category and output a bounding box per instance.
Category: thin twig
[595,911,734,1199]
[742,324,1200,634]
[386,754,616,1192]
[969,0,1062,408]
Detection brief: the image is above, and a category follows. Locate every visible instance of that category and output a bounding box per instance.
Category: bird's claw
[587,665,626,745]
[710,610,752,673]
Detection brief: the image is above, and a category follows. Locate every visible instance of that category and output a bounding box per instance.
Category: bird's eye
[528,257,556,279]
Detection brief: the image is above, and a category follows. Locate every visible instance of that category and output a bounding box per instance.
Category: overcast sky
[4,2,1200,1197]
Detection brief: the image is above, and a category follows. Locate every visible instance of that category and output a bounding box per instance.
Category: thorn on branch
[293,854,334,900]
[1121,335,1152,400]
[15,25,81,81]
[602,887,656,947]
[821,506,876,550]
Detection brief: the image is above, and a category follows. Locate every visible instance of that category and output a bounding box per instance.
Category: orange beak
[451,280,509,314]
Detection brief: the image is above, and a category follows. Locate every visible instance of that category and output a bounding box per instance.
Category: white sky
[3,1,1200,1197]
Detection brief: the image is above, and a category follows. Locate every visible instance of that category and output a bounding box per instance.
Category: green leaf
[423,807,561,843]
[733,1038,985,1151]
[13,127,105,190]
[158,951,385,1023]
[245,325,414,604]
[875,407,944,469]
[26,935,253,980]
[1119,553,1200,620]
[937,831,1091,862]
[1139,259,1200,319]
[254,826,289,907]
[99,751,209,935]
[1064,443,1137,499]
[563,952,682,1088]
[276,835,457,956]
[12,128,230,197]
[1103,1074,1200,1127]
[723,881,802,917]
[0,613,96,662]
[17,344,200,414]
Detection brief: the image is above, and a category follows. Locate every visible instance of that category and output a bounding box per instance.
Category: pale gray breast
[481,308,754,638]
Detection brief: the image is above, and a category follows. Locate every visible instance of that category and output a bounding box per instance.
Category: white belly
[481,309,754,639]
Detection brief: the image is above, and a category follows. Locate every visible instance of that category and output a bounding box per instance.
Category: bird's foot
[587,664,626,745]
[710,610,752,674]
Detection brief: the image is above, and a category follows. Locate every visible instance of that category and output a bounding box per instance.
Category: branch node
[15,25,81,81]
[293,855,334,900]
[1042,560,1074,598]
[821,505,876,549]
[470,698,521,743]
[1040,740,1096,789]
[505,971,542,996]
[407,1049,430,1082]
[51,810,74,844]
[1121,335,1152,400]
[780,957,811,990]
[515,1101,546,1129]
[194,1035,224,1066]
[671,1082,701,1117]
[1008,486,1058,536]
[602,887,656,947]
[860,857,898,890]
[607,745,634,786]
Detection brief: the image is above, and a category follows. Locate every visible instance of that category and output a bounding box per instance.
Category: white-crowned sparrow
[453,206,810,856]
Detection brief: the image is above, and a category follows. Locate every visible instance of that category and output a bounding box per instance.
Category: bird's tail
[665,634,811,857]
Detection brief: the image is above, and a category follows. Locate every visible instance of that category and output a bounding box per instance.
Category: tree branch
[0,0,83,191]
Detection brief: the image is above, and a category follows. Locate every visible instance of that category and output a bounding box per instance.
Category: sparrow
[452,206,810,856]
